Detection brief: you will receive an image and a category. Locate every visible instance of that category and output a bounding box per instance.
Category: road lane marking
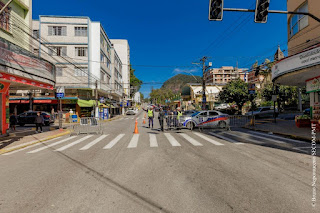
[180,133,203,146]
[209,132,243,144]
[27,136,77,154]
[79,135,108,150]
[224,132,261,144]
[248,131,306,144]
[193,132,224,146]
[233,131,285,144]
[164,133,181,147]
[125,118,129,120]
[127,134,139,148]
[55,135,93,151]
[149,134,158,147]
[103,134,125,149]
[2,137,62,155]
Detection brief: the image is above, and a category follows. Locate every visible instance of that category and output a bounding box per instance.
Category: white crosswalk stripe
[128,134,139,148]
[230,131,285,144]
[27,136,77,154]
[149,134,158,147]
[55,135,93,152]
[3,137,62,155]
[248,131,305,144]
[209,132,244,144]
[164,133,181,147]
[224,132,263,144]
[180,133,203,146]
[79,135,109,150]
[103,134,125,149]
[193,132,224,146]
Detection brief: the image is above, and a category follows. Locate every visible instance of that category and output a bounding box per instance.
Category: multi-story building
[31,16,124,117]
[272,0,320,121]
[204,66,248,85]
[110,39,130,112]
[0,0,56,134]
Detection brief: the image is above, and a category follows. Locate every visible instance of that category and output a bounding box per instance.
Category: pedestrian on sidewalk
[9,113,18,131]
[158,107,165,131]
[35,112,44,133]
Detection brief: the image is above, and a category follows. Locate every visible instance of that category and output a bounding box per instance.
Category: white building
[32,16,124,116]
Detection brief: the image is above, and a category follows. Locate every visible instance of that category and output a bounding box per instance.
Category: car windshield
[191,112,200,117]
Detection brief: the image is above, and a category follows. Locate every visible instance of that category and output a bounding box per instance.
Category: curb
[244,126,320,143]
[0,130,71,155]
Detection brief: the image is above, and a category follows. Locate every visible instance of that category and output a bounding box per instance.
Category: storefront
[272,44,320,130]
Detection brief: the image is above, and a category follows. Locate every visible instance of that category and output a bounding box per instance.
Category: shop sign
[61,99,77,104]
[272,45,320,80]
[306,77,320,93]
[0,81,10,93]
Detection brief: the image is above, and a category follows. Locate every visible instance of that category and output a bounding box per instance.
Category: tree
[130,65,142,97]
[219,78,249,114]
[140,93,144,102]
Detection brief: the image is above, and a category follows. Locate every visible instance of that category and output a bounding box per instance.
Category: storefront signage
[306,77,320,93]
[0,72,53,90]
[272,45,320,80]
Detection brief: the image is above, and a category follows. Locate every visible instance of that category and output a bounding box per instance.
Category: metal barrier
[73,117,102,135]
[165,115,182,130]
[228,115,255,128]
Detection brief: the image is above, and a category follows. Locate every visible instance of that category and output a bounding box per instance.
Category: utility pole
[95,80,98,118]
[201,57,207,110]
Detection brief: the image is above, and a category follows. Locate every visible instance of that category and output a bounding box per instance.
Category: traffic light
[209,0,224,21]
[255,0,270,23]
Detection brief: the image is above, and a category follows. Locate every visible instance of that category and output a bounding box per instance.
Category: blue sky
[33,0,288,97]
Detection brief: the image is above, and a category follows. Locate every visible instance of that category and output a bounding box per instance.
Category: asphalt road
[0,110,319,213]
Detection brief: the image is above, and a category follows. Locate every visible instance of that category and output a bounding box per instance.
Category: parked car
[215,103,230,110]
[245,106,278,118]
[179,110,229,130]
[126,110,136,115]
[17,111,54,126]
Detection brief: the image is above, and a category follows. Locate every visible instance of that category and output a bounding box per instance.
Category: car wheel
[187,122,194,130]
[218,121,227,129]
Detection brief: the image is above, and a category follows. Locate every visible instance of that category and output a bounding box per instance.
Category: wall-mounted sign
[0,81,10,93]
[306,76,320,93]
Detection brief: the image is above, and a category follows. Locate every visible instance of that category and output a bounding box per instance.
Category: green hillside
[161,74,202,93]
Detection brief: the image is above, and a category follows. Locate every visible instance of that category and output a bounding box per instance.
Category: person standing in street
[158,107,165,131]
[9,113,18,131]
[147,106,154,129]
[35,112,44,133]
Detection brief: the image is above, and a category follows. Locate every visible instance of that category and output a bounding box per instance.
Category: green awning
[77,99,96,107]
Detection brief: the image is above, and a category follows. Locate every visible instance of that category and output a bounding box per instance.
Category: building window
[289,2,308,38]
[74,67,88,77]
[48,26,67,36]
[48,46,67,56]
[0,2,11,32]
[56,67,63,77]
[33,30,39,39]
[75,47,87,57]
[75,27,87,37]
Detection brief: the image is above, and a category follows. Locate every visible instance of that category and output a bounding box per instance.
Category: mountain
[161,74,202,93]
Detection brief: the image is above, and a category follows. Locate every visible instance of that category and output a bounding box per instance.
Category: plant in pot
[295,114,311,128]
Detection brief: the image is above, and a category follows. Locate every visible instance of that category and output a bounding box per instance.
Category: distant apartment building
[110,39,130,110]
[31,16,124,117]
[204,66,248,85]
[0,0,56,134]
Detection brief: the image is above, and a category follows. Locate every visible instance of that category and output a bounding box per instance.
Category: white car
[179,110,230,130]
[126,110,136,115]
[245,107,278,118]
[215,103,230,110]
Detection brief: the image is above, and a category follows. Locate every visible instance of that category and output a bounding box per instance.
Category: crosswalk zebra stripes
[2,130,305,156]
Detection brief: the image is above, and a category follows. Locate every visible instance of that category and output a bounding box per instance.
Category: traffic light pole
[223,8,320,23]
[201,57,208,111]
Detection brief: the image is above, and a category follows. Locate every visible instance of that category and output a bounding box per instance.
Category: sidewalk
[245,119,320,143]
[0,129,70,155]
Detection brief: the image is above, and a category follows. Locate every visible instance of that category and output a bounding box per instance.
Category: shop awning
[77,99,96,107]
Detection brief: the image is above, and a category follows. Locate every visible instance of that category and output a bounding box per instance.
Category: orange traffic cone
[134,119,139,134]
[143,118,146,124]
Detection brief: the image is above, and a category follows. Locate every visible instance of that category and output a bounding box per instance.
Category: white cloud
[173,68,199,74]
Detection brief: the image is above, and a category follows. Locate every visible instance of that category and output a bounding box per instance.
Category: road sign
[56,93,64,98]
[272,95,277,101]
[249,90,256,95]
[56,86,65,93]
